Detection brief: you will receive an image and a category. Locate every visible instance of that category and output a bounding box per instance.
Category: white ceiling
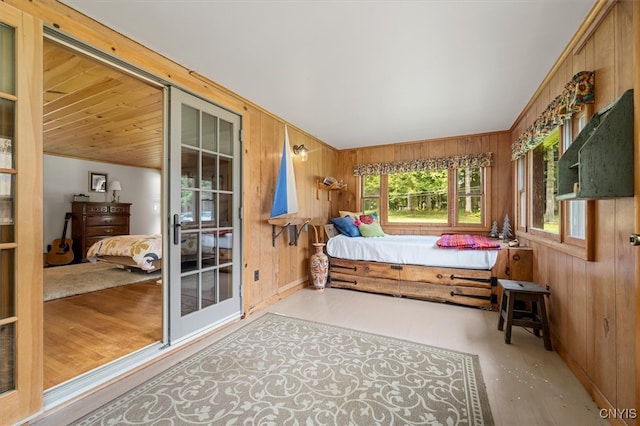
[60,0,596,150]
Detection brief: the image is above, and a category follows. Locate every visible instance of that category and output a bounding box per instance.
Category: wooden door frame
[0,3,44,424]
[634,0,640,415]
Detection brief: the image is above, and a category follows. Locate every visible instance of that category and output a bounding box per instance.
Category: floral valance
[511,70,595,160]
[353,152,493,176]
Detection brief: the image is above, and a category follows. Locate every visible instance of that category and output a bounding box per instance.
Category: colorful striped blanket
[436,234,501,250]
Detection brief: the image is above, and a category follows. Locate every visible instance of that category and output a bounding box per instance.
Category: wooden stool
[498,279,552,351]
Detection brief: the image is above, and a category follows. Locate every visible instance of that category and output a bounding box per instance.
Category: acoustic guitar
[47,212,74,266]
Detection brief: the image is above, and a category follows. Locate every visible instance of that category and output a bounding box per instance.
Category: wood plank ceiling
[43,40,163,170]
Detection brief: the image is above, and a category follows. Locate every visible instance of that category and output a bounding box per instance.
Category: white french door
[168,87,242,342]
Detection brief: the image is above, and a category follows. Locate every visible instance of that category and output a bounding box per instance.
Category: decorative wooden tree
[489,220,499,238]
[502,214,512,242]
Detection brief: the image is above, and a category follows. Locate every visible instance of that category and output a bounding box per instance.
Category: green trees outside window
[361,167,485,226]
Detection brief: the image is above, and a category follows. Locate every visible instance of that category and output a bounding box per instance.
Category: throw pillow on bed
[359,214,376,224]
[330,216,361,237]
[359,222,385,237]
[339,210,363,221]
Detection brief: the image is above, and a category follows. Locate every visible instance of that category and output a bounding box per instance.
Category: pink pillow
[359,214,375,224]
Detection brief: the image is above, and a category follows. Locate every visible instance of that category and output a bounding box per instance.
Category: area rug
[44,262,161,301]
[72,313,494,425]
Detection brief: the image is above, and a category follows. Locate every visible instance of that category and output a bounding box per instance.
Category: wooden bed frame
[324,225,503,310]
[328,256,501,310]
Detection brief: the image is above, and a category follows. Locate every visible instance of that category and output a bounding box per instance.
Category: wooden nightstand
[493,245,533,310]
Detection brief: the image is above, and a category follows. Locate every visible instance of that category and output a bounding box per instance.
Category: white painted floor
[36,288,607,425]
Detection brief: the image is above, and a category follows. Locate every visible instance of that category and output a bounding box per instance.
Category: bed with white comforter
[324,230,504,310]
[326,234,499,270]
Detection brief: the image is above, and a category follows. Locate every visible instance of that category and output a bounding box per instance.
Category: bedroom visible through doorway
[42,36,164,389]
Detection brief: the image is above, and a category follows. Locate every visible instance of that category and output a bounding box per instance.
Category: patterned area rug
[73,313,493,425]
[44,262,161,301]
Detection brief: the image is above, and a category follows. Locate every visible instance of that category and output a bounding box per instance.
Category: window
[564,115,586,240]
[513,70,595,258]
[456,167,483,225]
[362,174,380,217]
[517,157,526,229]
[360,166,488,228]
[522,111,592,259]
[388,170,448,224]
[531,128,559,235]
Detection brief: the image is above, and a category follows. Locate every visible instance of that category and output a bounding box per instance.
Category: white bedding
[326,234,500,270]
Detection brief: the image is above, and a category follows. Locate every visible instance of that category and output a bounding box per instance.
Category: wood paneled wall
[336,131,514,235]
[511,2,636,421]
[245,110,340,313]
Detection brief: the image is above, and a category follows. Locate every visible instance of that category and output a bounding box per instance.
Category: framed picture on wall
[89,172,108,193]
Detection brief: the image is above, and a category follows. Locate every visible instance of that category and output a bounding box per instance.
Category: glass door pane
[0,248,15,393]
[0,21,16,396]
[0,23,15,94]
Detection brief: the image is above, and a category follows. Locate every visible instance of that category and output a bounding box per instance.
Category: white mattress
[326,234,499,270]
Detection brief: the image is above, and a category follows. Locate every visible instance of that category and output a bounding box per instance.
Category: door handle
[173,214,181,245]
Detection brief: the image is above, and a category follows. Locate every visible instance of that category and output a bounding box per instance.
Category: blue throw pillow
[330,216,361,237]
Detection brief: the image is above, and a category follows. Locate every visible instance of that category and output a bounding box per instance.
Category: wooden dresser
[71,202,131,262]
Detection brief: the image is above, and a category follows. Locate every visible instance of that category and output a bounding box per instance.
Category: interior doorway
[40,30,244,409]
[42,36,164,390]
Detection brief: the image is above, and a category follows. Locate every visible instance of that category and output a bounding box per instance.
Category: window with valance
[511,71,595,160]
[355,153,493,228]
[514,70,595,258]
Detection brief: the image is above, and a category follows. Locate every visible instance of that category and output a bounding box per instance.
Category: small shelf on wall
[557,88,634,201]
[316,180,347,200]
[267,217,311,246]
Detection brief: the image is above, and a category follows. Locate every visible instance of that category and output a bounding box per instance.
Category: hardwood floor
[43,281,162,389]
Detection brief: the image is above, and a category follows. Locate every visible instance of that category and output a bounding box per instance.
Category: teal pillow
[330,216,361,237]
[359,222,385,237]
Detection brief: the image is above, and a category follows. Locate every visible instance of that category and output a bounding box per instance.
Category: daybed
[324,223,509,310]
